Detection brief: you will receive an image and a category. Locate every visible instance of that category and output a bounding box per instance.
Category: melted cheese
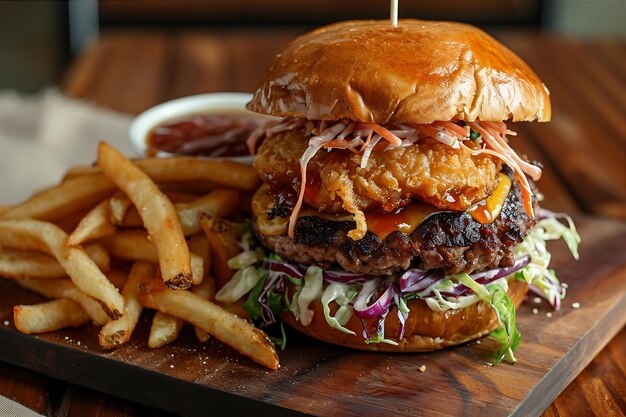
[252,185,289,236]
[468,173,512,224]
[253,173,512,239]
[365,203,437,241]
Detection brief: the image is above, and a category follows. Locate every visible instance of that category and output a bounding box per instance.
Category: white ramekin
[128,92,263,164]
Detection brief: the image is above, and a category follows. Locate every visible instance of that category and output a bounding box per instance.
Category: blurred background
[0,0,624,93]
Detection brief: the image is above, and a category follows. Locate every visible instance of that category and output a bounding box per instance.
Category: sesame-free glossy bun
[247,20,550,124]
[280,279,528,352]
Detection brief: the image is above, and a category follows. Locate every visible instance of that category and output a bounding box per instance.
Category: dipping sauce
[146,112,271,157]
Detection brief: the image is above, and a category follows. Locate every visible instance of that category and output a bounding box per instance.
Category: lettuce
[488,285,521,364]
[321,282,358,335]
[289,266,323,326]
[514,215,580,309]
[243,270,269,320]
[269,323,287,351]
[227,248,264,269]
[215,265,265,303]
[456,273,491,302]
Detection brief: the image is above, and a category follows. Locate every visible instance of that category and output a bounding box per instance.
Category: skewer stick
[390,0,398,27]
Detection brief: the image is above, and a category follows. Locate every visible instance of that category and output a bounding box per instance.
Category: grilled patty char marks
[256,170,537,275]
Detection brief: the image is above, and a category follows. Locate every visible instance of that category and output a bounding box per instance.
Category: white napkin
[0,395,44,417]
[0,89,134,204]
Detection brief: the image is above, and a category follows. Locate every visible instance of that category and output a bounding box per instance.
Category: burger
[216,20,580,363]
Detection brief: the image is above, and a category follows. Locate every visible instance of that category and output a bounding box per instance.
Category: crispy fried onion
[249,118,541,241]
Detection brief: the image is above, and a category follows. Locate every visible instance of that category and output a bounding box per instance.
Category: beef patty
[256,169,537,275]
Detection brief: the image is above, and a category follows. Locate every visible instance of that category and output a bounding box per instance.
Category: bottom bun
[280,279,528,352]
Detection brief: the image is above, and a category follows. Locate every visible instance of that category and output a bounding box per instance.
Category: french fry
[200,215,245,289]
[139,275,279,370]
[63,164,100,180]
[52,207,93,233]
[148,311,183,348]
[118,208,143,228]
[97,142,192,289]
[66,200,117,246]
[191,273,217,342]
[188,233,211,275]
[190,252,204,286]
[0,219,124,319]
[176,189,240,235]
[158,181,218,196]
[217,299,249,320]
[106,269,129,290]
[63,158,260,190]
[119,189,240,236]
[17,278,110,326]
[98,229,158,262]
[84,243,111,272]
[1,175,115,221]
[193,324,210,343]
[192,273,216,300]
[0,249,67,279]
[137,158,259,191]
[14,299,90,334]
[109,192,132,225]
[0,243,109,279]
[162,190,198,204]
[97,230,204,284]
[99,262,155,349]
[189,234,213,341]
[0,205,11,215]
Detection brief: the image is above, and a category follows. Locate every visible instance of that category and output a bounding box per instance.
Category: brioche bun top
[247,19,551,125]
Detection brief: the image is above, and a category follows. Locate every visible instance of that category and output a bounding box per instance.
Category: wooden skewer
[390,0,398,27]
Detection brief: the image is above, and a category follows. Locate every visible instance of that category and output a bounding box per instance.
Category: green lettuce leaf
[320,282,357,335]
[488,285,521,365]
[243,270,268,320]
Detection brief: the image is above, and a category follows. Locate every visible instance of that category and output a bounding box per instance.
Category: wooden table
[2,27,625,416]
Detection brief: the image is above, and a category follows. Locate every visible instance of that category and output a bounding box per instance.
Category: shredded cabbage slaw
[218,212,580,364]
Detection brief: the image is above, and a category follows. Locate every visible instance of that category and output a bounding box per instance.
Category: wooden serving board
[0,215,624,417]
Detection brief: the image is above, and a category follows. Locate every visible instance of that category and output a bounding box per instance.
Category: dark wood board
[0,215,625,417]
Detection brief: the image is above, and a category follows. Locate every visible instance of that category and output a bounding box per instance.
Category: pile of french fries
[0,142,279,370]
